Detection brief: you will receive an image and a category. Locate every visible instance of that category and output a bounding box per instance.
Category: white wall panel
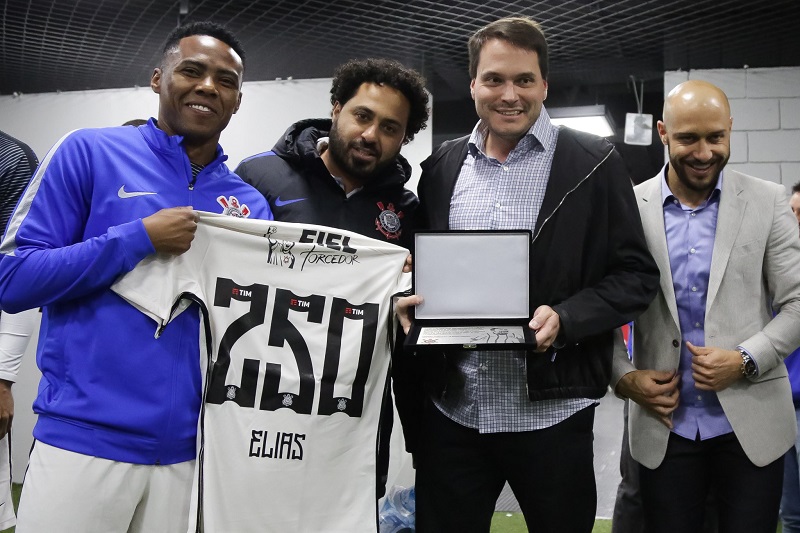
[782,163,800,187]
[780,98,800,129]
[688,69,747,98]
[726,162,782,183]
[730,98,780,131]
[729,132,748,163]
[747,68,800,98]
[748,130,800,162]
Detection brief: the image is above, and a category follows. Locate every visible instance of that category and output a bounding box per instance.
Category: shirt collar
[467,106,557,158]
[144,118,226,167]
[660,164,723,207]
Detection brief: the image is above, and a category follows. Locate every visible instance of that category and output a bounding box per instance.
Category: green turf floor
[0,484,782,533]
[491,512,612,532]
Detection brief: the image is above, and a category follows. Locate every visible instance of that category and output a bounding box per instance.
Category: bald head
[663,80,731,129]
[657,80,733,207]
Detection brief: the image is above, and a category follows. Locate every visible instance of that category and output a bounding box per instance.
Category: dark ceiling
[2,0,799,159]
[4,0,799,95]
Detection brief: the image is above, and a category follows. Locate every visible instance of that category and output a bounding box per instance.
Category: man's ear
[656,121,668,144]
[331,101,342,119]
[234,92,242,114]
[151,68,162,94]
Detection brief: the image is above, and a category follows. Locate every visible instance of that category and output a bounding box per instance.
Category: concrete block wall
[665,67,800,187]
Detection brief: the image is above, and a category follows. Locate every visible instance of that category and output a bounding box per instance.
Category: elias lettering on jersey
[249,430,306,460]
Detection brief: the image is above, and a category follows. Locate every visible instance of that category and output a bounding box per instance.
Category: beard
[327,122,395,183]
[670,153,728,193]
[666,138,729,196]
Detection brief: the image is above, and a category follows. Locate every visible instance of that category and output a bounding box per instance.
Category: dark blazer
[394,127,659,453]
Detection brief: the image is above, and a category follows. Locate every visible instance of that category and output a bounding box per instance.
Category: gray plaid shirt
[433,109,595,432]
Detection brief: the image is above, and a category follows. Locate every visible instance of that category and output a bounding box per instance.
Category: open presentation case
[404,230,537,351]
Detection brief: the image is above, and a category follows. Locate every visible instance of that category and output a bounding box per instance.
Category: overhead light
[548,105,615,137]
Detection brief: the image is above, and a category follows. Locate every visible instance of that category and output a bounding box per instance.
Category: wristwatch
[739,349,757,378]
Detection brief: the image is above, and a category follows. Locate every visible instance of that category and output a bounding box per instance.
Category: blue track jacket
[0,120,272,464]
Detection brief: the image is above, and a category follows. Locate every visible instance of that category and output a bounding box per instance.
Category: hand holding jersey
[142,206,199,255]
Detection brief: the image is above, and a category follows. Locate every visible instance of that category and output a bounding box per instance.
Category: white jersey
[112,212,410,533]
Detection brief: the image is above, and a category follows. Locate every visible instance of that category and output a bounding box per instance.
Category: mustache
[684,155,723,165]
[351,138,378,156]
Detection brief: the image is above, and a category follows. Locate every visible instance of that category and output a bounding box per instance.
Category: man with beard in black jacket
[235,58,429,498]
[236,58,429,252]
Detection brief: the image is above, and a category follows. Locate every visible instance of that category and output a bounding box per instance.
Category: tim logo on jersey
[375,201,403,240]
[217,195,251,218]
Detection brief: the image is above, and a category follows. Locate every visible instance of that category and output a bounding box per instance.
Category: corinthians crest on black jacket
[235,118,419,250]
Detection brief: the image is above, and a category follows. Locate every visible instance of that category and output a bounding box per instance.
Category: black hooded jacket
[235,118,418,250]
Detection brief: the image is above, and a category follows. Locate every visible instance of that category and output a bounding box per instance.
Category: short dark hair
[162,21,245,68]
[468,17,549,81]
[793,181,800,194]
[329,58,429,144]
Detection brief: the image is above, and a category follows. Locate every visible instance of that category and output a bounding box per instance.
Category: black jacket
[235,118,418,250]
[394,127,659,453]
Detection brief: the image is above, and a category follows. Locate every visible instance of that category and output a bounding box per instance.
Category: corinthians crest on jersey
[375,201,404,240]
[217,195,252,218]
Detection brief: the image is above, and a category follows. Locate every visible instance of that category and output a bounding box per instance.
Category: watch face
[740,351,756,376]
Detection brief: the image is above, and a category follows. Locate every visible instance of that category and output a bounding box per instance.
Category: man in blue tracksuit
[0,22,271,532]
